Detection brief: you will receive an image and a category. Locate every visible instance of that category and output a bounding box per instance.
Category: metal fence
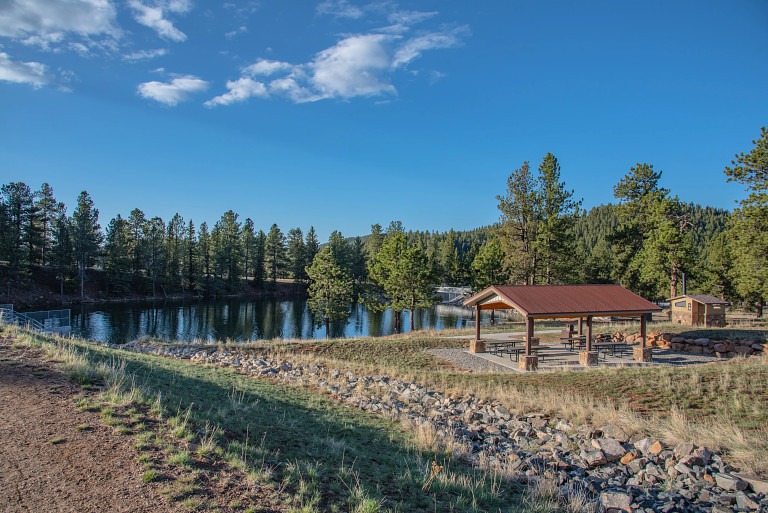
[22,309,72,335]
[0,304,71,335]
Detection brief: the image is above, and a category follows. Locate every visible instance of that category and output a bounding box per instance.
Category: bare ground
[0,340,178,513]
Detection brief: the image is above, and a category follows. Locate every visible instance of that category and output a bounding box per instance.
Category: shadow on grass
[83,344,525,513]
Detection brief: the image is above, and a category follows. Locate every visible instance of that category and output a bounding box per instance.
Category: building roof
[463,284,662,318]
[668,294,730,305]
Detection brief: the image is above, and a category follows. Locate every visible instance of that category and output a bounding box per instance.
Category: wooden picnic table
[486,339,525,355]
[593,342,632,359]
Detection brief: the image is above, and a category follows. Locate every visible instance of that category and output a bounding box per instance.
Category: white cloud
[124,48,168,61]
[391,29,464,68]
[0,52,49,88]
[137,74,208,105]
[0,0,118,49]
[204,77,268,107]
[243,59,295,76]
[207,3,467,106]
[310,34,395,99]
[129,0,190,42]
[316,0,364,19]
[225,25,247,39]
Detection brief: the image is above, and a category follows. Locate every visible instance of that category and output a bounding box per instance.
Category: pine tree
[471,237,508,290]
[610,163,669,298]
[497,162,540,285]
[304,227,320,266]
[166,213,186,292]
[1,182,36,283]
[265,224,286,286]
[184,219,198,293]
[34,183,58,266]
[51,206,73,298]
[72,191,103,300]
[725,126,768,316]
[286,227,306,282]
[368,231,436,333]
[128,208,146,288]
[536,153,580,284]
[241,218,257,287]
[104,214,132,295]
[306,247,353,338]
[144,217,165,297]
[198,222,212,294]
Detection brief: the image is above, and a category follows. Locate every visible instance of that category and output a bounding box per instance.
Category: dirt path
[0,340,177,513]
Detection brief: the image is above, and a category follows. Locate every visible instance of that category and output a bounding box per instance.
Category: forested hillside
[1,128,765,317]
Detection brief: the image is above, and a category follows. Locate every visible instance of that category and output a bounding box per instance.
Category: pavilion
[462,284,662,370]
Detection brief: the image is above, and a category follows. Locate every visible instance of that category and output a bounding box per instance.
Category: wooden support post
[634,313,652,362]
[579,315,598,366]
[520,315,538,371]
[475,305,481,341]
[470,304,485,353]
[526,316,534,355]
[578,317,584,336]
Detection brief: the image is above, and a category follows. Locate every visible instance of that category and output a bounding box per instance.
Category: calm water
[70,298,486,344]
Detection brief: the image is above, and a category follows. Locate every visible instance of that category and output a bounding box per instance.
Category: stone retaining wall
[116,342,767,512]
[622,332,767,359]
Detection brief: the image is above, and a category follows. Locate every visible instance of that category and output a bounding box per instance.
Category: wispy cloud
[316,0,365,20]
[0,0,119,50]
[0,52,49,88]
[128,0,190,42]
[124,48,168,61]
[204,77,268,107]
[206,15,467,106]
[137,74,209,105]
[225,25,248,39]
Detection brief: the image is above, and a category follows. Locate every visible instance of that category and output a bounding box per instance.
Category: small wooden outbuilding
[668,294,728,327]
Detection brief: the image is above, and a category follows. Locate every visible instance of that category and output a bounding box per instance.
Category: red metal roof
[463,284,662,317]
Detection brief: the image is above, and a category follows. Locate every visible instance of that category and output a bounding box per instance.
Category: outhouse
[668,294,728,327]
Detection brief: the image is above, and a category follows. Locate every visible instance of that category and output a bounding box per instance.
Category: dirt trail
[0,340,177,513]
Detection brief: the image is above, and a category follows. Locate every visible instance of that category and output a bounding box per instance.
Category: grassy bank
[4,326,568,513]
[266,326,768,476]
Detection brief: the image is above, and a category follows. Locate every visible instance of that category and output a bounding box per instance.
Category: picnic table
[560,336,587,351]
[593,342,632,359]
[486,339,525,356]
[486,339,547,362]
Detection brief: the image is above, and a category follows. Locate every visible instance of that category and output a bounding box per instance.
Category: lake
[69,298,495,344]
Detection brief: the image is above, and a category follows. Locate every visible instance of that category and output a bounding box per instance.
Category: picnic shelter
[462,284,662,371]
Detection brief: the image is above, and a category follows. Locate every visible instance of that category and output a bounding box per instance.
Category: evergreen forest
[1,128,766,323]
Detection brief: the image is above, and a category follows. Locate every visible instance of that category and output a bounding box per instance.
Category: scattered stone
[715,473,748,491]
[592,437,627,462]
[117,341,765,513]
[600,490,633,512]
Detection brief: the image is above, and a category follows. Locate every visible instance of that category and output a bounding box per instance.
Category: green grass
[71,338,524,512]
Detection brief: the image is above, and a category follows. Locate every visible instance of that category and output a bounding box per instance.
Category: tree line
[1,127,765,329]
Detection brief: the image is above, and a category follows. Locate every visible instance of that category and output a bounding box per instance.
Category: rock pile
[119,342,767,512]
[622,332,767,359]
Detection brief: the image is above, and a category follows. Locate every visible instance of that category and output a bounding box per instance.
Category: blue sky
[1,0,767,241]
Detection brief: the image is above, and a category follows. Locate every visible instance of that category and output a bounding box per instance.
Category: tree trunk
[325,317,330,339]
[490,310,495,325]
[394,310,401,333]
[758,299,764,318]
[79,263,84,301]
[409,309,415,331]
[670,267,678,299]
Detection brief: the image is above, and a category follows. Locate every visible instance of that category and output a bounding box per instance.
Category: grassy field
[268,324,768,475]
[5,320,768,512]
[5,325,567,513]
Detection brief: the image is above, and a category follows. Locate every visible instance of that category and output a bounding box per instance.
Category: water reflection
[71,298,492,344]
